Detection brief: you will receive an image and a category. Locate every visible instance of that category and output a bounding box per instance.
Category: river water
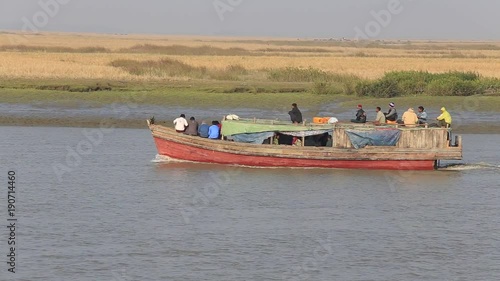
[1,126,499,281]
[2,103,499,125]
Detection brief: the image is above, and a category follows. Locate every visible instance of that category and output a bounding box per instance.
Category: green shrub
[269,67,360,96]
[354,81,375,97]
[383,71,432,95]
[208,65,248,81]
[310,81,343,95]
[427,78,482,96]
[110,59,249,80]
[342,80,357,95]
[355,78,401,98]
[264,66,359,95]
[110,58,205,78]
[355,70,485,97]
[436,71,480,81]
[426,78,456,96]
[480,78,500,95]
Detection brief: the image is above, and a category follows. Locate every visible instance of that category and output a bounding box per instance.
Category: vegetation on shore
[1,32,500,112]
[105,59,500,97]
[3,81,500,113]
[355,71,500,97]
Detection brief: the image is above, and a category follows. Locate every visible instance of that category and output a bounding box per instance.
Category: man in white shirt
[374,106,386,125]
[173,114,188,133]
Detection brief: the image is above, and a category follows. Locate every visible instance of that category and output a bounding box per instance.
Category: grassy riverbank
[3,78,500,111]
[2,78,500,133]
[1,32,499,132]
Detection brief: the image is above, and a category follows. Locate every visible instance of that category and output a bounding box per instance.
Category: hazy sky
[1,0,499,40]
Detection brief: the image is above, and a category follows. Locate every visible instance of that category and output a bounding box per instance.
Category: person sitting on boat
[325,134,333,147]
[351,104,367,123]
[385,102,398,123]
[208,121,220,139]
[198,121,210,138]
[214,120,222,139]
[288,103,303,124]
[292,136,302,146]
[402,108,418,127]
[436,107,452,128]
[173,114,189,133]
[417,106,428,124]
[184,116,199,136]
[373,106,386,125]
[273,134,280,145]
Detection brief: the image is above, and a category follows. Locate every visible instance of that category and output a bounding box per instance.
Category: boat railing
[234,118,450,130]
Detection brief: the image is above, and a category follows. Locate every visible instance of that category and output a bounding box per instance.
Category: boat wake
[440,162,500,171]
[151,154,191,163]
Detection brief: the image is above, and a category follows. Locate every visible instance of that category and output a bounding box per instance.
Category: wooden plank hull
[148,123,462,171]
[153,136,435,170]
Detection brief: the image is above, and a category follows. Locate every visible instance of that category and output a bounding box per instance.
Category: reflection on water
[1,126,499,281]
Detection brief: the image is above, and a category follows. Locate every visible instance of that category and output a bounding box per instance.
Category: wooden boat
[147,118,462,170]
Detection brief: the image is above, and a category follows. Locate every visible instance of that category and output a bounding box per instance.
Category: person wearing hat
[351,104,367,123]
[402,108,418,127]
[385,102,398,122]
[288,103,303,124]
[436,107,452,127]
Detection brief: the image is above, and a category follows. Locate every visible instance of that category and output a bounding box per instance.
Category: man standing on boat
[289,103,303,124]
[173,114,189,133]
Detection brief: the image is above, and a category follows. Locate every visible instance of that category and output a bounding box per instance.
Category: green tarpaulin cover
[221,119,334,136]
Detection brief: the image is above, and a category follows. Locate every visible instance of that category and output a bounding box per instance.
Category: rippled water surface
[1,127,499,281]
[2,103,498,124]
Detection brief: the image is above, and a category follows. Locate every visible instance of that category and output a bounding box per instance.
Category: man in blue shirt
[208,121,220,139]
[417,106,428,124]
[198,120,210,138]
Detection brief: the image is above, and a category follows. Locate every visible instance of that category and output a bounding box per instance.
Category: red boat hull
[153,136,435,170]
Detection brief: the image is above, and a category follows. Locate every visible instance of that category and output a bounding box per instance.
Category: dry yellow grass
[176,56,500,79]
[1,32,287,50]
[1,32,500,80]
